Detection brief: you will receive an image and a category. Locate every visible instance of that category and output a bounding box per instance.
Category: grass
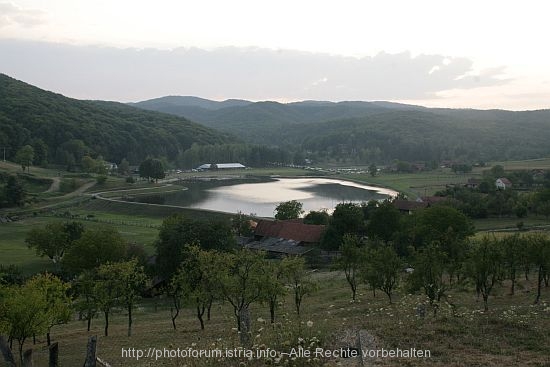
[489,157,550,170]
[17,271,550,366]
[0,215,159,274]
[339,170,472,198]
[473,216,550,231]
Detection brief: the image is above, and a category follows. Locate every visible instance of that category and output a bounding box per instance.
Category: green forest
[134,96,550,165]
[0,74,234,168]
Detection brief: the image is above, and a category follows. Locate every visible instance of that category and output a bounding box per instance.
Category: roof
[245,237,313,255]
[254,220,326,243]
[196,163,246,169]
[497,177,513,185]
[393,200,428,212]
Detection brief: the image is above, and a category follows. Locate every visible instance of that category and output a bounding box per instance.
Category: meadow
[16,270,550,367]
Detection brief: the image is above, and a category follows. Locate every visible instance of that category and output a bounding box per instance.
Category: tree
[368,163,377,177]
[232,211,253,236]
[154,214,236,279]
[26,273,72,345]
[331,202,365,235]
[368,245,402,304]
[282,256,317,315]
[366,201,401,244]
[0,281,48,364]
[407,242,448,314]
[80,155,96,173]
[139,158,165,182]
[32,138,49,166]
[218,249,265,334]
[335,234,364,301]
[14,145,34,172]
[168,266,192,330]
[170,245,225,330]
[118,158,130,176]
[25,221,84,272]
[4,175,25,207]
[465,237,503,311]
[501,234,524,295]
[413,206,474,248]
[94,263,122,337]
[261,261,287,324]
[527,234,550,304]
[74,270,98,332]
[62,228,127,275]
[98,260,147,336]
[274,200,304,220]
[303,210,330,225]
[321,202,365,250]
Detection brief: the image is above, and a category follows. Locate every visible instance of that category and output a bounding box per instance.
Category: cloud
[0,39,509,102]
[0,2,46,28]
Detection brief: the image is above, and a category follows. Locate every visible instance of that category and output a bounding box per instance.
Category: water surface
[132,177,397,217]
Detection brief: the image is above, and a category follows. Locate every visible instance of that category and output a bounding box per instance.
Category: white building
[196,163,246,170]
[495,177,512,190]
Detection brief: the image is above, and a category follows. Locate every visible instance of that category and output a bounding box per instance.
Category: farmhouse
[393,199,428,214]
[245,219,326,256]
[465,178,482,189]
[495,177,513,190]
[196,163,246,171]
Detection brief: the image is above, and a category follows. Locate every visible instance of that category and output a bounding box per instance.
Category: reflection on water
[128,178,397,217]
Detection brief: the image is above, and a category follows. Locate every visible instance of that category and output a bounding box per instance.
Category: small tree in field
[407,242,448,314]
[261,260,287,324]
[0,282,48,364]
[335,234,364,301]
[15,145,34,172]
[171,245,225,330]
[25,221,84,272]
[465,237,503,311]
[527,233,550,304]
[27,273,72,345]
[0,274,69,362]
[74,270,98,332]
[282,256,317,315]
[218,249,265,333]
[369,244,402,304]
[97,260,147,336]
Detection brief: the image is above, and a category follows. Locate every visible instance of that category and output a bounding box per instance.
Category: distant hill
[132,97,394,144]
[0,74,235,166]
[133,95,550,163]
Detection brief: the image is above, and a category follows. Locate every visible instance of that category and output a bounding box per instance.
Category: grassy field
[340,170,471,199]
[490,157,550,170]
[0,215,159,274]
[17,270,550,367]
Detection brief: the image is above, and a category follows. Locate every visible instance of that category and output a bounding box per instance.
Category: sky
[0,0,549,110]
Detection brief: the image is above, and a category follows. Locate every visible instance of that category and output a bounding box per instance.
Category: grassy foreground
[18,271,550,367]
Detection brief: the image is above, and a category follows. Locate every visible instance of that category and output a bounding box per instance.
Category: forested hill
[130,97,396,144]
[0,74,234,166]
[133,95,550,163]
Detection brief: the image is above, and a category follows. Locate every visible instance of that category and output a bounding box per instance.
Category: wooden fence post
[0,335,16,367]
[22,349,33,367]
[49,342,59,367]
[83,336,97,367]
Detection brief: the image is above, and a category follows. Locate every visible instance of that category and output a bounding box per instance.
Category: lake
[129,177,397,217]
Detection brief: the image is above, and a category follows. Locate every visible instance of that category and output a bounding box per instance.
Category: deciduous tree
[274,200,304,220]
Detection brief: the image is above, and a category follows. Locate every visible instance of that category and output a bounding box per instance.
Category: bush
[96,175,107,185]
[126,176,135,183]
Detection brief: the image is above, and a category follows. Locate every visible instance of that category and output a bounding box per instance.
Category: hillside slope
[0,74,234,166]
[133,95,550,162]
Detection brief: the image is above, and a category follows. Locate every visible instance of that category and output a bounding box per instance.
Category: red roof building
[254,220,326,244]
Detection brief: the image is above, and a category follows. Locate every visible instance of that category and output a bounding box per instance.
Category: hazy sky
[1,0,549,110]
